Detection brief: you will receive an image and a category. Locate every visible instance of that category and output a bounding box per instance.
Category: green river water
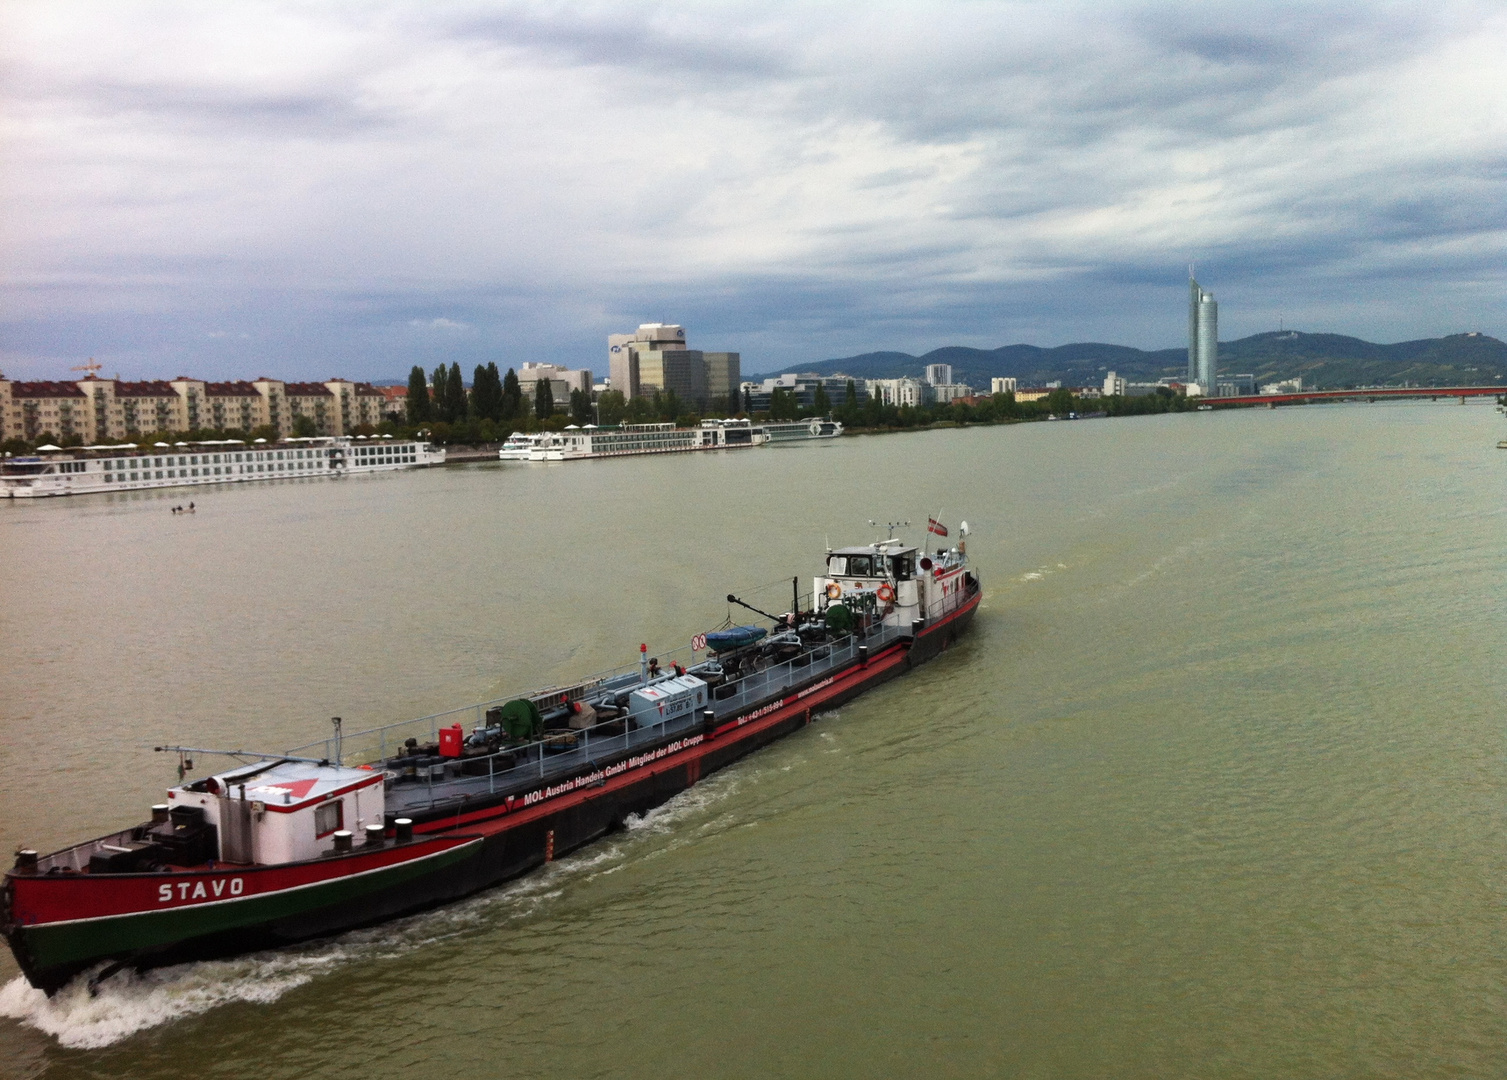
[0,402,1503,1078]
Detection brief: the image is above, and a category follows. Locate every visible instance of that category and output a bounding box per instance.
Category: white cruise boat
[1,436,444,499]
[497,433,549,460]
[755,418,844,442]
[503,420,769,462]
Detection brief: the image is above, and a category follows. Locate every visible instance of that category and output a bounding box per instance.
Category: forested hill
[751,332,1507,389]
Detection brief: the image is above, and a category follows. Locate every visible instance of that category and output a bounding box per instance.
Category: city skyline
[2,3,1503,382]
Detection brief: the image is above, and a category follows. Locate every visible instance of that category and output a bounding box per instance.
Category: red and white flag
[927,517,949,537]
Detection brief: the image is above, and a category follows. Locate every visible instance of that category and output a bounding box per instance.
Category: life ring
[876,583,895,603]
[825,582,842,600]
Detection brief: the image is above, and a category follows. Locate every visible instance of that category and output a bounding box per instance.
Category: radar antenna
[867,519,910,541]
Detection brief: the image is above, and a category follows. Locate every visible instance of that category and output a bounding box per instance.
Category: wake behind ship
[3,525,980,995]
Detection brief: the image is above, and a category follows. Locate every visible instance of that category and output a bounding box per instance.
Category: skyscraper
[1188,272,1217,391]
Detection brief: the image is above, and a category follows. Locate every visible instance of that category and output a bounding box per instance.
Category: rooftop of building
[7,380,87,398]
[113,380,178,397]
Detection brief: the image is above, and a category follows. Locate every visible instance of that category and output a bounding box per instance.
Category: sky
[2,2,1504,382]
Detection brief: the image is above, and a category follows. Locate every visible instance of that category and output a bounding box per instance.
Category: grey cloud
[0,1,1502,380]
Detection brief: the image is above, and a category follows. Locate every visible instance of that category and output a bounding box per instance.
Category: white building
[929,383,974,404]
[990,377,1018,395]
[925,363,953,386]
[1103,371,1126,397]
[517,363,592,409]
[866,378,927,408]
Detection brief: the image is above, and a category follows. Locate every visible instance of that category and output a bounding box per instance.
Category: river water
[1,402,1503,1077]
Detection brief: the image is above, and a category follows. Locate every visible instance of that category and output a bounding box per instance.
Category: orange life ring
[876,583,896,603]
[825,582,842,600]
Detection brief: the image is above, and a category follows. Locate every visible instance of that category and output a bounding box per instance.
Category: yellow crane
[69,358,104,378]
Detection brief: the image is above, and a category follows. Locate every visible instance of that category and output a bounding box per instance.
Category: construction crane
[69,358,103,378]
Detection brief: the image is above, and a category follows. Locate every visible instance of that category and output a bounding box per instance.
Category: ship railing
[284,590,862,768]
[707,619,910,716]
[396,707,716,807]
[284,632,747,767]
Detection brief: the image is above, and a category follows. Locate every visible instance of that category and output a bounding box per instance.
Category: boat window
[828,556,847,575]
[314,800,343,838]
[848,555,873,577]
[890,555,914,580]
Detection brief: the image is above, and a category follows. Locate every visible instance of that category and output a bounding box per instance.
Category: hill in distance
[751,332,1507,391]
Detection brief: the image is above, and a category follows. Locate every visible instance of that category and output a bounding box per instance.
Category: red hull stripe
[10,836,480,926]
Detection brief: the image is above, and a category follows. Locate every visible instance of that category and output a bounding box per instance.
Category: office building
[925,363,953,386]
[607,324,741,411]
[703,353,741,408]
[1189,272,1218,392]
[1216,374,1256,397]
[990,377,1018,395]
[608,324,687,401]
[741,373,866,414]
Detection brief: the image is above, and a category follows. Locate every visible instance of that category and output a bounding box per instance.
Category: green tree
[406,365,431,424]
[292,414,318,437]
[249,424,278,443]
[597,390,626,424]
[470,363,499,422]
[431,365,450,422]
[624,394,653,423]
[1044,387,1076,415]
[812,384,831,417]
[484,362,503,421]
[534,377,554,418]
[500,368,522,421]
[569,388,592,425]
[742,387,753,415]
[445,362,467,422]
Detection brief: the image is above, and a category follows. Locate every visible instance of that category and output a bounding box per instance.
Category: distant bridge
[1208,386,1507,408]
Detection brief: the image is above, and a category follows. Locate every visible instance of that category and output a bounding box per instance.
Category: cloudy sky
[2,2,1504,381]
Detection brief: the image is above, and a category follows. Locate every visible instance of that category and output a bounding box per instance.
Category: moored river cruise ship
[503,420,770,462]
[2,524,981,994]
[1,436,445,499]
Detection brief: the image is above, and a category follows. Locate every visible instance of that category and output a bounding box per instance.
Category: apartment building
[0,374,393,443]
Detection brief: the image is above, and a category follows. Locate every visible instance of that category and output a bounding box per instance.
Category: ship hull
[5,588,978,994]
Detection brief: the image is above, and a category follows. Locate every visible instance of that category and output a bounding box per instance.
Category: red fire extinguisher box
[439,724,464,758]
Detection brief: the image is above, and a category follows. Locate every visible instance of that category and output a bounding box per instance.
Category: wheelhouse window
[890,555,915,580]
[847,555,874,577]
[314,800,343,838]
[828,556,847,576]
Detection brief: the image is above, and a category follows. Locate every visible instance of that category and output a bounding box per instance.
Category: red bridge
[1208,386,1507,408]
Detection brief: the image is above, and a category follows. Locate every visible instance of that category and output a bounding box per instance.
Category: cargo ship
[0,435,444,499]
[2,525,981,994]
